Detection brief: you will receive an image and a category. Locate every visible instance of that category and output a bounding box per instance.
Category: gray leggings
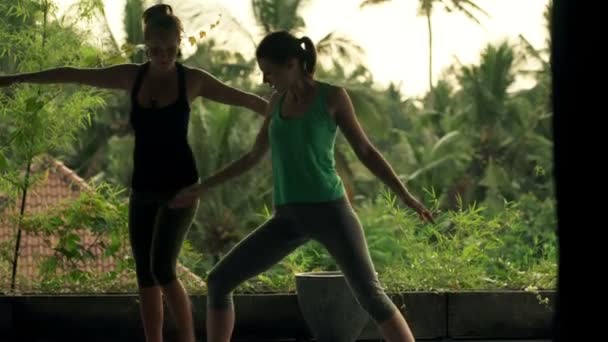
[207,197,397,323]
[128,190,198,287]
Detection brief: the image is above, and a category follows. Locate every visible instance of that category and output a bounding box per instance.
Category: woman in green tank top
[171,31,434,342]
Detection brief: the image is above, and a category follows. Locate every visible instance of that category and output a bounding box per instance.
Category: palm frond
[359,0,392,9]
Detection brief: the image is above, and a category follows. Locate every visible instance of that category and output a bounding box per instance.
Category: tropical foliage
[0,0,555,293]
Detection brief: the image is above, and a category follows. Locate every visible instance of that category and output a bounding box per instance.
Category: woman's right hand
[169,184,204,209]
[410,200,435,224]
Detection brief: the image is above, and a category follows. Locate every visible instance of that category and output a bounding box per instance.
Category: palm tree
[518,0,552,119]
[60,0,146,179]
[66,0,252,180]
[123,0,146,63]
[372,36,553,211]
[251,0,309,34]
[251,0,395,200]
[360,0,488,107]
[447,40,554,210]
[69,0,270,259]
[187,99,273,264]
[251,0,366,69]
[1,0,107,291]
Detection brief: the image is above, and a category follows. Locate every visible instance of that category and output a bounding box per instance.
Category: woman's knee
[150,256,177,286]
[206,267,227,295]
[133,256,157,287]
[205,267,234,309]
[136,271,158,288]
[352,282,396,322]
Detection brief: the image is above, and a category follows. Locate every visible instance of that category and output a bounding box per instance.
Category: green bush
[227,190,556,293]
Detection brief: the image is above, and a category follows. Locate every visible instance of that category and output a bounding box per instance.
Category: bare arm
[202,115,271,190]
[331,86,432,221]
[0,64,137,90]
[193,68,268,117]
[169,93,276,209]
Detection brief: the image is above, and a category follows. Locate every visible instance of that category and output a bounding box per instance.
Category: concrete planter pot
[295,271,369,342]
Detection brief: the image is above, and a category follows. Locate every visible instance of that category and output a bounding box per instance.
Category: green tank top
[269,81,345,205]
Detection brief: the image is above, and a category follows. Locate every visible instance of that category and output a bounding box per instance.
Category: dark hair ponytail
[299,36,317,74]
[142,4,184,40]
[256,31,317,75]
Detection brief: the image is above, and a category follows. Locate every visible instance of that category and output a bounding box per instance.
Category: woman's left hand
[410,200,435,224]
[169,184,203,209]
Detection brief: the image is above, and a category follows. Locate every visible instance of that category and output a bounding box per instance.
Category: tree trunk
[11,158,32,291]
[426,11,435,109]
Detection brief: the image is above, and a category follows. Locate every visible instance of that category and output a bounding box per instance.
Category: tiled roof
[0,155,205,293]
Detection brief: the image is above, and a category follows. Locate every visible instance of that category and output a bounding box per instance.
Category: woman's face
[258,57,299,92]
[145,31,180,71]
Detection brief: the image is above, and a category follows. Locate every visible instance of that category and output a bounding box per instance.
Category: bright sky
[55,0,550,97]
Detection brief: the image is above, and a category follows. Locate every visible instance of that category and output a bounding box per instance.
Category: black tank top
[129,62,199,193]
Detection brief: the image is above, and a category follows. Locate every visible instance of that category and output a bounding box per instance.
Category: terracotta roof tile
[0,155,205,293]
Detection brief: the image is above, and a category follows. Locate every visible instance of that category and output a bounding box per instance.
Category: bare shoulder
[323,83,349,117]
[179,65,201,96]
[113,63,140,70]
[107,63,140,88]
[183,64,203,75]
[268,91,282,108]
[182,65,213,83]
[182,65,220,95]
[265,90,283,117]
[108,63,139,76]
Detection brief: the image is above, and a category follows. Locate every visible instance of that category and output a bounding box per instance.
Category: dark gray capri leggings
[128,190,198,287]
[206,197,397,323]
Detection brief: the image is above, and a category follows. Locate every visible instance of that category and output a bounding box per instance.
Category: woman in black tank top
[0,4,267,342]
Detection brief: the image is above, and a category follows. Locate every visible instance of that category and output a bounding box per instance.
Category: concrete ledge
[0,290,556,341]
[196,294,311,340]
[0,296,12,339]
[359,292,447,340]
[10,294,142,341]
[448,291,555,339]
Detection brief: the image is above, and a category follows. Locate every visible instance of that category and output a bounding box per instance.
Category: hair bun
[142,4,173,24]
